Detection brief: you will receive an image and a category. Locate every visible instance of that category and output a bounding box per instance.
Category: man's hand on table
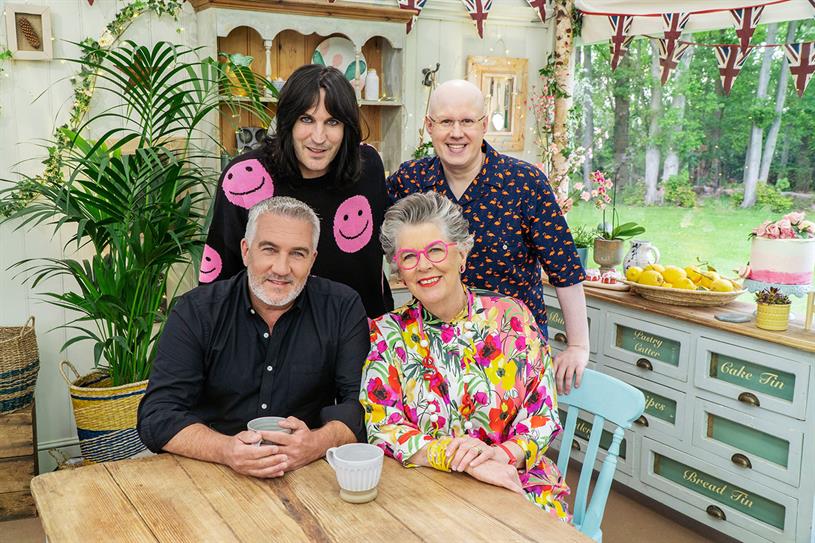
[553,344,589,395]
[263,417,326,472]
[224,430,289,478]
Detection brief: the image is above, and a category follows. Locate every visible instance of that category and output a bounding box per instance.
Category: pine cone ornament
[17,16,42,50]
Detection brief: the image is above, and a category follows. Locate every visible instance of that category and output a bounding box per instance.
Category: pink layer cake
[748,237,815,285]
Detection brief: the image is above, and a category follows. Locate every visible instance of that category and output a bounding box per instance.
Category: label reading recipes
[641,389,677,424]
[654,454,785,529]
[709,353,795,402]
[616,326,681,367]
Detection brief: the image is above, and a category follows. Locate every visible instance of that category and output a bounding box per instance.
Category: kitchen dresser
[544,284,815,543]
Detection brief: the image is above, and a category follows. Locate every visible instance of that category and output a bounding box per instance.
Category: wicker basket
[60,361,148,464]
[0,317,39,414]
[622,281,746,307]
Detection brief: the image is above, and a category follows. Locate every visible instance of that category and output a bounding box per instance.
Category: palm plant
[2,40,269,385]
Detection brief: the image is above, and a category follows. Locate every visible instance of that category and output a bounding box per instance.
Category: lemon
[662,282,673,289]
[626,266,643,282]
[674,278,696,290]
[727,279,742,291]
[637,270,664,287]
[662,265,687,285]
[644,263,666,274]
[710,278,735,292]
[698,271,720,289]
[685,266,702,283]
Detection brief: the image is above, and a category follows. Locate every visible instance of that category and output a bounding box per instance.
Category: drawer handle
[706,505,726,521]
[571,439,581,451]
[731,453,752,469]
[554,332,568,344]
[737,392,760,407]
[634,415,649,427]
[635,358,653,371]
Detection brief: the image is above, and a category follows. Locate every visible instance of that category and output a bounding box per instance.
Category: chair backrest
[555,368,645,541]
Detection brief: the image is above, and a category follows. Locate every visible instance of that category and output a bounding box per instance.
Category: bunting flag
[785,42,815,97]
[608,15,634,70]
[657,39,691,84]
[730,7,764,53]
[715,45,752,95]
[661,13,690,59]
[398,0,428,33]
[461,0,493,38]
[526,0,546,23]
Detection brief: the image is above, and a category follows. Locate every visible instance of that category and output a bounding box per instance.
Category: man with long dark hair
[202,64,392,317]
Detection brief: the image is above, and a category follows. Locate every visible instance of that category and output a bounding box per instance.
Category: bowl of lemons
[622,264,746,307]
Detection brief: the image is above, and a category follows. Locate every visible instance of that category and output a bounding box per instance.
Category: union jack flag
[657,39,691,85]
[661,13,690,60]
[784,42,815,97]
[461,0,493,38]
[715,45,752,95]
[526,0,546,23]
[730,7,764,53]
[398,0,428,33]
[608,15,634,70]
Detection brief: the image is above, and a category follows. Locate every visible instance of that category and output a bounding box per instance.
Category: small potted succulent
[755,288,792,331]
[570,224,596,269]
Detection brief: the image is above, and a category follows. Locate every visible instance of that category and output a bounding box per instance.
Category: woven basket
[60,360,148,464]
[622,281,746,307]
[0,317,39,414]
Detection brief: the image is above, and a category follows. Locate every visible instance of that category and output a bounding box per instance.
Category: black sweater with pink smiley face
[202,143,393,318]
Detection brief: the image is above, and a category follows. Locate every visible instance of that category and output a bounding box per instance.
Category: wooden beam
[189,0,417,24]
[551,0,575,191]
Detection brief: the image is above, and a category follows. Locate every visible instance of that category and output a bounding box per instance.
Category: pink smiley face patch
[333,195,373,253]
[199,244,223,283]
[222,159,274,209]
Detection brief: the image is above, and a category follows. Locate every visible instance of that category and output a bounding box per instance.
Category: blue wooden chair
[555,369,645,542]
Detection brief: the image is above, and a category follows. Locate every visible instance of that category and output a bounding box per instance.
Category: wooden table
[31,454,590,542]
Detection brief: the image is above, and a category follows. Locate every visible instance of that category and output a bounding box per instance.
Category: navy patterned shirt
[386,141,585,339]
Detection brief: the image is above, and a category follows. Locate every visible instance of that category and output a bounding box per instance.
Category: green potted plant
[589,171,645,273]
[570,225,596,269]
[755,288,792,331]
[1,40,269,463]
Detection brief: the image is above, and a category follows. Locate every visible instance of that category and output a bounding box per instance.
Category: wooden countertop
[391,279,814,353]
[579,284,815,354]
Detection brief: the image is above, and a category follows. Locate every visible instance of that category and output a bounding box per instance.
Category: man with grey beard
[138,197,368,479]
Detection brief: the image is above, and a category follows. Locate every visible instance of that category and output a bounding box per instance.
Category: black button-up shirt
[137,270,369,452]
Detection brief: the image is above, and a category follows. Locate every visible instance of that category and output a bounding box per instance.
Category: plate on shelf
[311,37,367,86]
[583,280,630,291]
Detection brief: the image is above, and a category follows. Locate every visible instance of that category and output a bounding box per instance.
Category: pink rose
[784,212,805,225]
[799,221,815,237]
[765,223,781,239]
[776,218,792,231]
[753,220,771,237]
[780,227,795,239]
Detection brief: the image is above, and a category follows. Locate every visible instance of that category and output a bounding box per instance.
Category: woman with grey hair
[360,192,571,521]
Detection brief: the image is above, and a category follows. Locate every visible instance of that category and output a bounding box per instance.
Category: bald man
[387,80,589,393]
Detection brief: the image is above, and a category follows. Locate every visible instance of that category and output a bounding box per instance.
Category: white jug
[623,240,660,272]
[364,69,379,101]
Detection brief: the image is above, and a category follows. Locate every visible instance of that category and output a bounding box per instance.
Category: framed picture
[5,4,53,61]
[466,56,528,152]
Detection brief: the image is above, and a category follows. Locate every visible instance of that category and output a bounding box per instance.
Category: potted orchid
[588,170,646,273]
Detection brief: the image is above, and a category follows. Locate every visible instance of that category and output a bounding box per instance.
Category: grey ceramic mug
[247,416,291,445]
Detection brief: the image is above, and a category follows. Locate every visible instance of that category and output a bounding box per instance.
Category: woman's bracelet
[495,442,517,466]
[427,437,453,472]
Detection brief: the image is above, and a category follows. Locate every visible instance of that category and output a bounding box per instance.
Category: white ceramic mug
[325,443,384,504]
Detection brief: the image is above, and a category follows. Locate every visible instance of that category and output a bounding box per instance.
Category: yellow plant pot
[755,303,791,331]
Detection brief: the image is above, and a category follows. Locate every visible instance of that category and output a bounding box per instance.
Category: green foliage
[662,171,697,208]
[569,224,598,248]
[0,41,267,386]
[775,177,790,191]
[733,183,793,213]
[413,140,434,159]
[621,182,646,205]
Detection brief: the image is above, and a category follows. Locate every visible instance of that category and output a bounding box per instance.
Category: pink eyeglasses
[393,240,457,271]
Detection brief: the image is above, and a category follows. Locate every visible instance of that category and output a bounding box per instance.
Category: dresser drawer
[692,400,803,489]
[694,338,810,420]
[603,366,687,444]
[555,408,635,477]
[641,438,797,542]
[602,313,690,383]
[544,295,600,354]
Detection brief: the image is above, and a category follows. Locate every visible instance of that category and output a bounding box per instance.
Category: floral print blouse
[360,288,571,519]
